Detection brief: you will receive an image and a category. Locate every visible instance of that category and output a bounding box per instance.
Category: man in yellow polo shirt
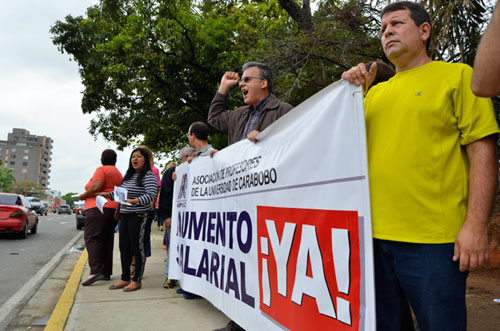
[342,2,499,330]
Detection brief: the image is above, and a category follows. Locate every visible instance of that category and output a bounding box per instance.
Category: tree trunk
[278,0,313,31]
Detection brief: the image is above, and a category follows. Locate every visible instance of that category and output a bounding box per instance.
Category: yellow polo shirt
[365,61,499,243]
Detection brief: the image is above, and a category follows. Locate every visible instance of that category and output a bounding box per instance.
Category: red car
[0,193,39,239]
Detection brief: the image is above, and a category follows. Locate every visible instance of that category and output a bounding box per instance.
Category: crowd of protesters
[75,1,500,330]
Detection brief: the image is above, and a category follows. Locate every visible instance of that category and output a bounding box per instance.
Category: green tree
[50,0,381,151]
[51,0,496,154]
[62,193,79,207]
[50,0,286,152]
[0,167,16,192]
[11,181,47,199]
[252,0,382,105]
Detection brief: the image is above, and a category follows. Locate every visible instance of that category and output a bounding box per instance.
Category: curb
[44,248,88,331]
[0,231,83,330]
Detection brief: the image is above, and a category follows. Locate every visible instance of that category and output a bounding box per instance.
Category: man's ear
[260,79,268,90]
[420,22,431,45]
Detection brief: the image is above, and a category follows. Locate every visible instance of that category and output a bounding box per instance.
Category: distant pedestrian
[78,149,123,286]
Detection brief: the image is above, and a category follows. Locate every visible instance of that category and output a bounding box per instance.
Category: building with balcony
[0,128,53,188]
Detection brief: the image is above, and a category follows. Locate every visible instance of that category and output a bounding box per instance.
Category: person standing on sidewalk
[158,146,196,289]
[187,121,216,156]
[101,147,158,292]
[130,145,161,278]
[208,62,293,145]
[79,149,123,286]
[341,2,499,329]
[209,63,293,331]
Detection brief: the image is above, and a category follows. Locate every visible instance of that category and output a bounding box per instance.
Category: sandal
[109,281,130,290]
[123,281,141,292]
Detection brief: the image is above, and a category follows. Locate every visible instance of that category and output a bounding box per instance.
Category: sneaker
[166,279,178,288]
[183,292,200,300]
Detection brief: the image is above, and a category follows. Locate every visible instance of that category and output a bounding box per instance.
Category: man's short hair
[188,122,209,141]
[178,146,196,160]
[242,62,274,94]
[101,149,117,166]
[381,1,432,52]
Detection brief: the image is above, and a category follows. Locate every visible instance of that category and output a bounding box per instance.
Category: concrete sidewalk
[60,226,230,330]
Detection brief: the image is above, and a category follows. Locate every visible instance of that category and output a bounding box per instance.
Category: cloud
[0,0,139,194]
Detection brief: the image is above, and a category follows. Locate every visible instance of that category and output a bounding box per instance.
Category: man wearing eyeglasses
[208,62,293,145]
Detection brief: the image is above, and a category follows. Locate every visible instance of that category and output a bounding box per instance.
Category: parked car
[0,193,38,238]
[75,203,86,230]
[27,198,48,216]
[58,204,72,215]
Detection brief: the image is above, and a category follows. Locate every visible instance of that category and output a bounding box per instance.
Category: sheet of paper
[96,195,107,214]
[114,186,132,205]
[114,186,127,203]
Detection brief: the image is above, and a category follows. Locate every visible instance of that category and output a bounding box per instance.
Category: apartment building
[0,128,53,188]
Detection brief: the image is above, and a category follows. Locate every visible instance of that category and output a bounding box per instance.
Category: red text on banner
[257,206,361,330]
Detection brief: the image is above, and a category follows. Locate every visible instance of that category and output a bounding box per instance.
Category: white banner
[170,80,375,331]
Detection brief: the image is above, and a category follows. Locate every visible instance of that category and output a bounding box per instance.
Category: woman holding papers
[78,149,123,286]
[101,147,158,292]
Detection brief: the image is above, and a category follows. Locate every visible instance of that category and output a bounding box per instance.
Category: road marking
[45,249,87,330]
[59,222,69,225]
[0,231,84,329]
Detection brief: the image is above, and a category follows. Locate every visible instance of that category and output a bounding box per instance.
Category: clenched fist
[218,71,240,95]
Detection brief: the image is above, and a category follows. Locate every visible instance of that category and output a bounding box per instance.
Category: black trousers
[119,213,147,282]
[84,208,117,276]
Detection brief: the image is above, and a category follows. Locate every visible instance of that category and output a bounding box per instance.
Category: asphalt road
[0,213,81,304]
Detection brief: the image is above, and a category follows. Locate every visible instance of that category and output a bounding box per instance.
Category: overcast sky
[0,1,143,195]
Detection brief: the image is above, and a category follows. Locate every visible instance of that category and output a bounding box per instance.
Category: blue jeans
[373,239,468,331]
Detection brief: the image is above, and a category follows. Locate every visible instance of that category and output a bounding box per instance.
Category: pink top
[151,166,161,208]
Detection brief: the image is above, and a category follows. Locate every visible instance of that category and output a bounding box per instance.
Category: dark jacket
[157,167,175,219]
[208,92,294,145]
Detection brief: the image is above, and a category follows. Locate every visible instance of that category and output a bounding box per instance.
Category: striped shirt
[111,171,158,214]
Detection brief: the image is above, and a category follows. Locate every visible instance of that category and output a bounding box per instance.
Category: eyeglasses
[238,76,262,85]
